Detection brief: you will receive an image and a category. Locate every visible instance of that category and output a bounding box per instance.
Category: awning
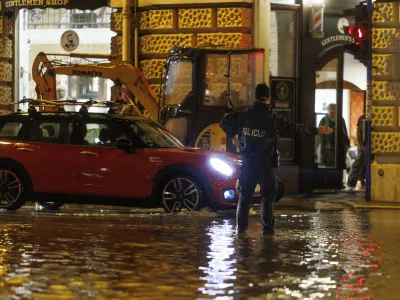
[0,0,108,12]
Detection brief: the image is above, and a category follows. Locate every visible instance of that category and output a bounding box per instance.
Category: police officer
[220,83,333,234]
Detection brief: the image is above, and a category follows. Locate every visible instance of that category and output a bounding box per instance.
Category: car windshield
[130,120,184,149]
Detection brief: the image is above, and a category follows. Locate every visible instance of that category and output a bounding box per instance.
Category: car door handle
[80,151,98,157]
[17,148,34,152]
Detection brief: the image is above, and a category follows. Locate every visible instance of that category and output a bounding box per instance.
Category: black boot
[262,228,275,235]
[236,226,247,234]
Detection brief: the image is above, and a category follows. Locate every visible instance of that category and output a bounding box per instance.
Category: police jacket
[220,101,318,155]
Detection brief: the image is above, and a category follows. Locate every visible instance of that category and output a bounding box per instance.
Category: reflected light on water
[0,209,396,299]
[198,220,237,298]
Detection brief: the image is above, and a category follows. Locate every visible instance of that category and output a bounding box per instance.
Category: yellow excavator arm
[32,52,160,120]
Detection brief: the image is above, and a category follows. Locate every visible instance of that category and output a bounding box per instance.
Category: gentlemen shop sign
[0,0,107,11]
[321,35,355,47]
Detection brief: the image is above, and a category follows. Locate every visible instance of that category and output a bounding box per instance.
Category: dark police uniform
[220,89,319,233]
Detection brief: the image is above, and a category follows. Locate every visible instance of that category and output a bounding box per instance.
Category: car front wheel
[161,176,204,213]
[0,167,28,211]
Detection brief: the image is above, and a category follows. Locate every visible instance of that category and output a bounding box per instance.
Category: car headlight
[209,157,234,176]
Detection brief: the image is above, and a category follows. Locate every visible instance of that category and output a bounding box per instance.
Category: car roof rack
[11,97,141,118]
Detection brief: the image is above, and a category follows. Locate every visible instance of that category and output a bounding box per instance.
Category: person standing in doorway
[347,114,366,190]
[317,103,350,168]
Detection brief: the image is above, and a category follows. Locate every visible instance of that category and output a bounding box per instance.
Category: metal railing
[27,7,115,29]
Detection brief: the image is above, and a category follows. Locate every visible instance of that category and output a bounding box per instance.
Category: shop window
[70,12,98,28]
[270,10,298,77]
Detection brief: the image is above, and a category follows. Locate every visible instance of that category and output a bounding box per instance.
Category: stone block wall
[0,13,15,113]
[371,2,400,201]
[109,3,253,97]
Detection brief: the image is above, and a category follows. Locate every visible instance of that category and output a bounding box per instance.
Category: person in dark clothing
[220,83,333,235]
[317,103,350,168]
[347,114,366,189]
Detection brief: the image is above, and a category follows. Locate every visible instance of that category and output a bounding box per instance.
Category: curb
[275,197,400,210]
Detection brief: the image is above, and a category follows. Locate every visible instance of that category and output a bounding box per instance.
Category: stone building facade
[109,2,254,97]
[0,12,15,114]
[371,2,400,202]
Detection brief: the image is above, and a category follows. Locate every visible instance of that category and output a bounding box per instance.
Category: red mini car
[0,111,253,212]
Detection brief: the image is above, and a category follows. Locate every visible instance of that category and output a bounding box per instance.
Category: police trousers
[237,152,278,232]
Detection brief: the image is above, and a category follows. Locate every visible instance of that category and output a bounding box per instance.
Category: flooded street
[0,206,399,299]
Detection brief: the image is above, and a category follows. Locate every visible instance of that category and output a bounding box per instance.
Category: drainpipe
[122,0,132,62]
[134,0,139,67]
[255,0,270,83]
[365,0,373,202]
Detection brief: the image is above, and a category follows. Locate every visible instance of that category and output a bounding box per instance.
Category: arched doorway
[314,47,366,190]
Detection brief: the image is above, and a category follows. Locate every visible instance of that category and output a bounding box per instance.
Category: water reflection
[0,209,397,299]
[199,220,236,298]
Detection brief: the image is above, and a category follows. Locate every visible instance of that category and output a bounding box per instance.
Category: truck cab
[160,47,265,152]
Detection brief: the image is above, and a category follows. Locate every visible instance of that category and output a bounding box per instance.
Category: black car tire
[0,165,31,211]
[159,174,204,213]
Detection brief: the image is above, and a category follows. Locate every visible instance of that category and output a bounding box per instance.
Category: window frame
[0,118,30,142]
[129,119,184,149]
[77,119,135,148]
[27,119,75,145]
[163,58,196,107]
[201,53,230,109]
[269,5,300,78]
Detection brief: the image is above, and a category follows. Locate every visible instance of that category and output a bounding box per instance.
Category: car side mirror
[116,138,135,154]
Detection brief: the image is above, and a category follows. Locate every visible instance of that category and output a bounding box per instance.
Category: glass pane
[230,51,264,108]
[35,121,73,144]
[270,10,297,77]
[130,120,183,149]
[204,54,228,106]
[27,8,114,29]
[0,123,23,140]
[84,123,127,147]
[315,59,338,168]
[56,75,114,113]
[164,60,194,106]
[19,7,116,110]
[85,123,109,145]
[164,118,187,144]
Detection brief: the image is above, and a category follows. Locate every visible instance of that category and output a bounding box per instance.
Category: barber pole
[309,3,325,39]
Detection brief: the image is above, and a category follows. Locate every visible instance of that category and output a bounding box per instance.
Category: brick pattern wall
[0,13,15,114]
[110,4,253,97]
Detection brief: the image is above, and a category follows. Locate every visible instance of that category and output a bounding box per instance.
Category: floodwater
[0,206,399,299]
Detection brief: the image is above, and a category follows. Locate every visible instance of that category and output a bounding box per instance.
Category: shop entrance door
[314,48,348,189]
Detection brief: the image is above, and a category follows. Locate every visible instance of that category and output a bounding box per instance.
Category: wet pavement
[0,205,400,299]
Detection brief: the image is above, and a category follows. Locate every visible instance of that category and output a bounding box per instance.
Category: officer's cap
[256,83,271,100]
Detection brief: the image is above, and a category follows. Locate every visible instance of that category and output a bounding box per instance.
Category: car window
[30,121,73,144]
[0,122,24,141]
[83,122,128,147]
[130,120,183,149]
